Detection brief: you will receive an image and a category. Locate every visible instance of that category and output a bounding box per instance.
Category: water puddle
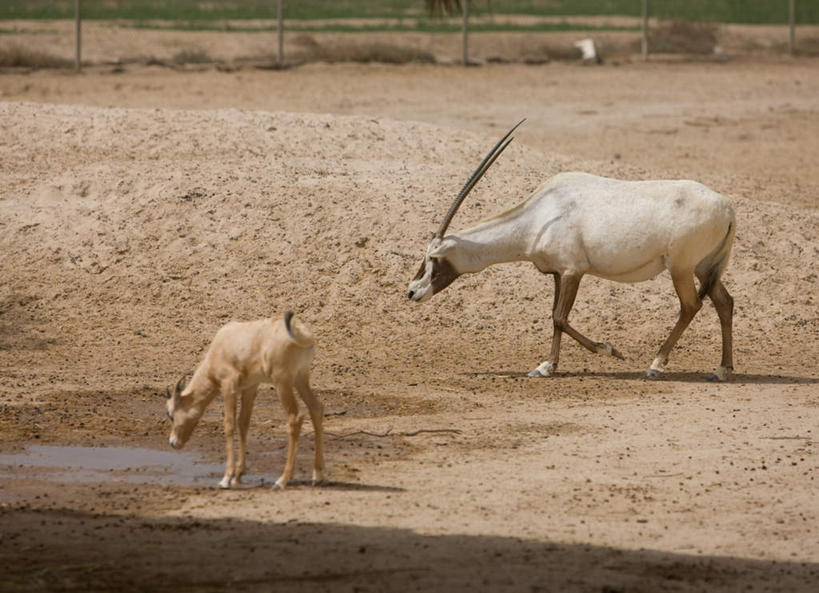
[0,445,271,487]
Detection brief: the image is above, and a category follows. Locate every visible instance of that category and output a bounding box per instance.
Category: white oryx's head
[407,236,460,302]
[407,119,525,303]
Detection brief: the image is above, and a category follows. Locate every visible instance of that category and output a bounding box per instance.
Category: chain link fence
[1,1,817,70]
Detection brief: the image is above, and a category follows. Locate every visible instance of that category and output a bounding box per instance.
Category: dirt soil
[1,24,818,593]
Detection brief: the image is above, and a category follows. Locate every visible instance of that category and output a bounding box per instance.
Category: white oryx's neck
[449,210,536,273]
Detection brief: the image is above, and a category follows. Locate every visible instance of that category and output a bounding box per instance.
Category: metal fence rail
[0,1,812,70]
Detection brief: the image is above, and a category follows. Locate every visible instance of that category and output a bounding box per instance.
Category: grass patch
[0,42,72,68]
[1,1,817,24]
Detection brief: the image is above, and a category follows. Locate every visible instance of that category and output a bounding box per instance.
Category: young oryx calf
[166,312,325,489]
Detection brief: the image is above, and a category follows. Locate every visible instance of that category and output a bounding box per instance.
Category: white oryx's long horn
[435,119,525,239]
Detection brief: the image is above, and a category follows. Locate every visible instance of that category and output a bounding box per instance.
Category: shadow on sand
[0,508,816,593]
[466,370,818,385]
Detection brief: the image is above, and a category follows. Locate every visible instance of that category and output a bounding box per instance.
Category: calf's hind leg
[296,371,326,485]
[273,379,304,490]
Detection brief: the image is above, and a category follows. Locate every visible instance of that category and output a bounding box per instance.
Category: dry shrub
[296,39,435,65]
[519,42,583,64]
[291,33,320,50]
[540,43,583,61]
[171,48,212,65]
[794,36,819,56]
[649,20,718,55]
[0,43,71,68]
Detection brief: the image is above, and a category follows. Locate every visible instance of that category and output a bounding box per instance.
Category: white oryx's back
[523,173,735,283]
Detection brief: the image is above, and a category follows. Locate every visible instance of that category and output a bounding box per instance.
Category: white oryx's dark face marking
[407,240,460,302]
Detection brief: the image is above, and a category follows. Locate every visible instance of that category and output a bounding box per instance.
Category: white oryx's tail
[698,221,735,300]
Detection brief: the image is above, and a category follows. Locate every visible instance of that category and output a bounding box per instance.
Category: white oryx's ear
[428,238,454,259]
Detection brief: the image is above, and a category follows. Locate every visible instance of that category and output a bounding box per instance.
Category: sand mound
[0,102,816,394]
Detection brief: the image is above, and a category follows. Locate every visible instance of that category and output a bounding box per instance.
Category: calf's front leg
[232,386,258,487]
[218,387,238,489]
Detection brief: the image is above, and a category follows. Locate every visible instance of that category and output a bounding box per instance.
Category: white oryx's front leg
[528,273,562,377]
[528,273,624,377]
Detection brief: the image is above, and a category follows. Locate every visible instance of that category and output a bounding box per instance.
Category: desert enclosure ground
[1,21,818,593]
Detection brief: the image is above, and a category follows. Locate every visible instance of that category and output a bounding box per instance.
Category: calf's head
[165,376,200,449]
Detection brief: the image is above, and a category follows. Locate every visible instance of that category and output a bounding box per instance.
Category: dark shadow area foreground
[1,508,816,593]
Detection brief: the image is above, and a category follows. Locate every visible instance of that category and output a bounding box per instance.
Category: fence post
[462,0,469,66]
[789,0,796,56]
[74,0,82,71]
[641,0,649,61]
[276,0,284,66]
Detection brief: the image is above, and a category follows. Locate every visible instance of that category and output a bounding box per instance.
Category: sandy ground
[0,24,818,593]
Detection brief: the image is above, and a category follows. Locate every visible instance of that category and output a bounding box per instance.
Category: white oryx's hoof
[273,476,287,490]
[597,342,625,360]
[708,366,733,382]
[218,476,233,489]
[527,361,555,377]
[646,357,665,380]
[312,469,326,486]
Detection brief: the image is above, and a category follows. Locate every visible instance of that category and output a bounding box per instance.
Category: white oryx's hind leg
[647,270,702,379]
[701,278,734,382]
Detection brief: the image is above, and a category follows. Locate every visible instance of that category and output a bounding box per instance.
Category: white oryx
[407,121,736,381]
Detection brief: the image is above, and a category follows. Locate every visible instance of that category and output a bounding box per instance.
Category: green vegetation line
[1,1,816,25]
